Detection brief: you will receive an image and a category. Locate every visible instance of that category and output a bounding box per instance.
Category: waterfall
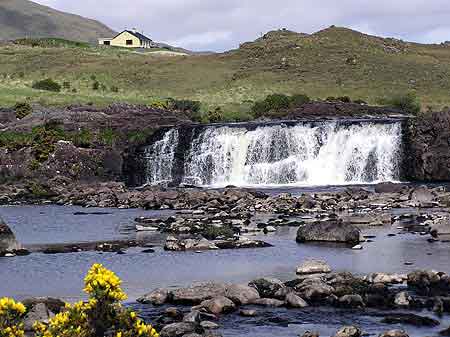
[143,129,179,185]
[144,121,403,187]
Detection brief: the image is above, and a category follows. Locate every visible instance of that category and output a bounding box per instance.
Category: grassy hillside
[0,0,115,42]
[1,26,450,117]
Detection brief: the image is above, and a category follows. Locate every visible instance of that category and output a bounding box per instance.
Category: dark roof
[114,30,153,42]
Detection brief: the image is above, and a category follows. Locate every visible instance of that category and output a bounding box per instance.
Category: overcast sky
[35,0,450,51]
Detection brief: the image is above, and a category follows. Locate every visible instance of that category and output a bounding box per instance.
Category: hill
[0,0,115,42]
[1,25,450,119]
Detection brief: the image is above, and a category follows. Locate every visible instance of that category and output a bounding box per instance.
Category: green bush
[92,81,100,91]
[71,129,92,148]
[169,99,201,113]
[32,78,61,92]
[13,102,33,119]
[381,92,421,115]
[99,128,119,147]
[111,86,119,93]
[251,93,296,117]
[289,94,311,108]
[207,107,224,123]
[62,81,71,89]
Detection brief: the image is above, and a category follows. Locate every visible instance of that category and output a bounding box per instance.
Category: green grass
[2,27,450,116]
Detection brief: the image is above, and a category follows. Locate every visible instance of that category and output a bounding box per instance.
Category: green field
[2,27,450,117]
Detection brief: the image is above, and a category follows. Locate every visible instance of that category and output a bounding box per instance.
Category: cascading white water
[182,122,402,187]
[143,129,179,184]
[144,121,403,187]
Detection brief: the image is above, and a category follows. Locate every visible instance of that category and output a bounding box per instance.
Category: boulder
[159,322,198,337]
[248,278,285,298]
[296,219,360,245]
[409,186,436,206]
[378,330,409,337]
[296,259,331,275]
[301,332,320,337]
[195,296,236,315]
[137,288,169,305]
[338,295,364,308]
[170,282,228,305]
[333,326,362,337]
[224,284,260,305]
[295,278,335,302]
[250,298,285,307]
[285,293,308,308]
[23,303,54,332]
[394,291,411,307]
[0,216,19,252]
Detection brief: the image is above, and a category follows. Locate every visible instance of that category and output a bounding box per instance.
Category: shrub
[336,96,352,103]
[32,78,61,92]
[207,107,224,123]
[31,264,159,337]
[63,81,71,89]
[251,93,293,117]
[168,99,201,113]
[71,129,92,148]
[111,86,119,93]
[13,102,33,119]
[0,297,26,337]
[92,81,100,91]
[289,94,310,108]
[150,99,170,110]
[353,99,367,105]
[381,92,421,115]
[99,128,119,148]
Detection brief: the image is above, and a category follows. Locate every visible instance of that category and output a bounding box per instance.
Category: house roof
[113,30,153,42]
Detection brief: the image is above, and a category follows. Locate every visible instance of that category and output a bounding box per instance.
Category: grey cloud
[36,0,450,51]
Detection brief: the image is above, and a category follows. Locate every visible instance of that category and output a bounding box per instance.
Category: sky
[34,0,450,51]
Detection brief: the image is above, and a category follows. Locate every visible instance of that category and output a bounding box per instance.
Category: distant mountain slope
[0,0,116,42]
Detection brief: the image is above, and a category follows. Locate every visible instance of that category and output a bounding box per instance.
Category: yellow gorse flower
[2,264,158,337]
[83,264,127,302]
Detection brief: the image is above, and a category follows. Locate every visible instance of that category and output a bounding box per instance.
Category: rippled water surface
[1,204,450,336]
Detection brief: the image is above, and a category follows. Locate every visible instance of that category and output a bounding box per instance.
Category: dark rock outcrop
[0,216,19,252]
[296,219,361,245]
[404,110,450,181]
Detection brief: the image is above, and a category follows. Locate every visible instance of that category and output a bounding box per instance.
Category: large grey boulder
[224,284,260,305]
[248,278,285,298]
[0,216,19,252]
[296,219,360,245]
[137,288,169,305]
[195,296,236,314]
[160,322,198,337]
[170,282,228,305]
[378,330,409,337]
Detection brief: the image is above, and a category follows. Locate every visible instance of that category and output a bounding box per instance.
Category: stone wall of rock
[403,111,450,181]
[0,216,19,252]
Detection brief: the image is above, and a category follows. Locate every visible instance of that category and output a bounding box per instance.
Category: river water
[1,204,450,336]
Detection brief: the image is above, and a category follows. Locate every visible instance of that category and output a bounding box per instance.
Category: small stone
[200,321,219,329]
[239,309,257,317]
[296,259,331,275]
[352,244,363,250]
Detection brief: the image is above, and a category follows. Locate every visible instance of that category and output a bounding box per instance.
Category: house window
[126,40,133,45]
[103,41,110,45]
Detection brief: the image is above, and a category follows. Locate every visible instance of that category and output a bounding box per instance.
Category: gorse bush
[168,99,201,113]
[251,93,311,117]
[381,92,421,115]
[32,79,61,92]
[13,102,33,119]
[0,297,26,337]
[1,264,159,337]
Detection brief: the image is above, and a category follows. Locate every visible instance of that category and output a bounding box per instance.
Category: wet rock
[374,183,407,194]
[296,219,360,245]
[137,288,169,305]
[239,309,257,317]
[165,307,182,320]
[394,291,411,307]
[285,292,308,308]
[224,284,260,305]
[407,270,448,296]
[338,295,364,308]
[300,332,320,337]
[160,322,198,337]
[250,298,285,307]
[23,303,54,331]
[295,278,335,302]
[409,186,436,206]
[164,236,219,251]
[333,326,362,337]
[365,273,406,285]
[440,327,450,336]
[381,313,440,327]
[170,282,228,305]
[195,296,236,315]
[200,321,219,330]
[296,259,331,275]
[378,330,409,337]
[248,278,285,298]
[0,216,20,252]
